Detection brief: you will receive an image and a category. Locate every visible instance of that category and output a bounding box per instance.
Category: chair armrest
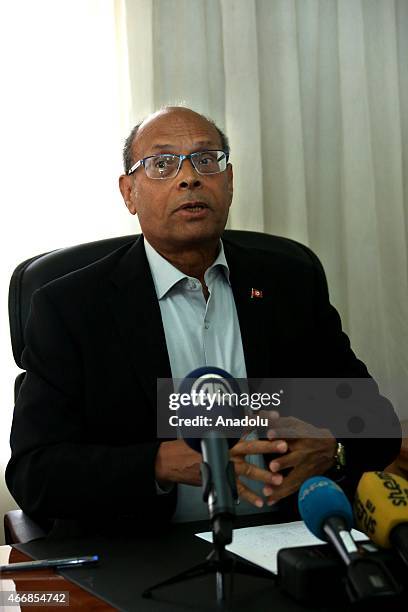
[4,510,47,545]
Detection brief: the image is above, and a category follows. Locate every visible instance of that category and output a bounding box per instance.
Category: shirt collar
[143,237,230,300]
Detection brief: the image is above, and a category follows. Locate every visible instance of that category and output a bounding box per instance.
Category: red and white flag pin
[250,288,263,299]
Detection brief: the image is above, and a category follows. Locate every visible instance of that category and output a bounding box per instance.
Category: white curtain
[120,0,408,419]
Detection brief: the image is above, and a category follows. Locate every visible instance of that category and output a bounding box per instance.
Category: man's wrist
[155,441,171,484]
[154,440,202,487]
[334,441,346,470]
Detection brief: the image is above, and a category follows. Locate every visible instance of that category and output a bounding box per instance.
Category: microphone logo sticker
[354,492,377,537]
[190,373,237,408]
[376,471,408,507]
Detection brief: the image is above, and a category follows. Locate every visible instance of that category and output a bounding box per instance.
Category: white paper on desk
[196,520,367,574]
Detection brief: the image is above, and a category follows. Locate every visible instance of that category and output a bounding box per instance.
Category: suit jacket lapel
[104,236,171,408]
[224,240,272,378]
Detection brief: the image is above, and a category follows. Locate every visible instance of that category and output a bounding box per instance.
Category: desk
[1,519,406,611]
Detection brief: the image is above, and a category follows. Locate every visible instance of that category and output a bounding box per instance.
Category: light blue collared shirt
[144,238,247,381]
[144,238,270,521]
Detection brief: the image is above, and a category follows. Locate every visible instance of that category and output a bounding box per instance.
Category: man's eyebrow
[192,140,219,148]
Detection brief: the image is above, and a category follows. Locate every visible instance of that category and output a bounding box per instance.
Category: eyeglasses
[127,150,229,179]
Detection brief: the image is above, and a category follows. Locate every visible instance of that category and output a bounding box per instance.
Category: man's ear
[119,174,137,215]
[227,163,233,205]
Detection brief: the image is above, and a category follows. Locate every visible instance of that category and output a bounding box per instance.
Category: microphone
[299,476,400,602]
[354,471,408,566]
[178,367,243,547]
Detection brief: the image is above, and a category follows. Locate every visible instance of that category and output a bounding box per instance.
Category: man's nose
[177,159,202,189]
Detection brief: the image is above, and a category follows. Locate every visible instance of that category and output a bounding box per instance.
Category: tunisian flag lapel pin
[250,288,264,299]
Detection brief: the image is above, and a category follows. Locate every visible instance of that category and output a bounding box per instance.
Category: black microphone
[178,367,243,546]
[298,476,401,603]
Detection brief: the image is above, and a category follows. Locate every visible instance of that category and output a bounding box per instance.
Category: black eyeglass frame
[126,150,229,179]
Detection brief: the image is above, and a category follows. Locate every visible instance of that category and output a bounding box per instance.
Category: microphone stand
[142,461,274,606]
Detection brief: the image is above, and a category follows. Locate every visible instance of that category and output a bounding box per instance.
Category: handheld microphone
[178,367,243,546]
[299,476,355,562]
[299,476,400,602]
[354,471,408,566]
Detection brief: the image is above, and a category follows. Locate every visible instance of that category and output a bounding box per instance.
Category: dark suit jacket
[6,235,401,533]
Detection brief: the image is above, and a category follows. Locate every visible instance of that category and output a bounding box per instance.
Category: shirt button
[204,320,210,329]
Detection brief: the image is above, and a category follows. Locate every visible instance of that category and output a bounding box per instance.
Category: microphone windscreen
[178,367,243,451]
[178,366,240,395]
[354,471,408,548]
[298,476,354,541]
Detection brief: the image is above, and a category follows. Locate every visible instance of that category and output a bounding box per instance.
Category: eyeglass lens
[144,151,227,179]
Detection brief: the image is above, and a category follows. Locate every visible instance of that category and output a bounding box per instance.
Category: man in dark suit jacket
[6,107,401,534]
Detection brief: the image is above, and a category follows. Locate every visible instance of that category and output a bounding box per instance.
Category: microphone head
[298,476,354,541]
[178,367,239,395]
[354,471,408,548]
[178,367,244,452]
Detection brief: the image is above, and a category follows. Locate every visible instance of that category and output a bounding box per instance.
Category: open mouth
[183,205,206,212]
[176,202,209,213]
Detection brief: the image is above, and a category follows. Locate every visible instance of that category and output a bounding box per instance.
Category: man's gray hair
[122,109,230,174]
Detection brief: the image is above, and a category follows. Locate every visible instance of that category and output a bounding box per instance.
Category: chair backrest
[9,235,136,370]
[9,230,304,383]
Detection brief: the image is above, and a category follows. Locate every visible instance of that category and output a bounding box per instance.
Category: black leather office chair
[5,229,292,544]
[5,234,137,544]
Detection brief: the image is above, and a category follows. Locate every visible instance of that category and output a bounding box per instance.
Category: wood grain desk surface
[0,545,115,610]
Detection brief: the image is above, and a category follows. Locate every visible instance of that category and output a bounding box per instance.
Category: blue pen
[0,554,99,572]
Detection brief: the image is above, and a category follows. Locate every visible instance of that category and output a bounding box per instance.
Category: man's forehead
[133,109,221,155]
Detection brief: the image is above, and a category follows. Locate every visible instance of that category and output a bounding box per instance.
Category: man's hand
[229,438,289,507]
[155,438,289,508]
[261,416,337,504]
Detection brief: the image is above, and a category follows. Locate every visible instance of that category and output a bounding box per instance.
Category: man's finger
[233,460,283,485]
[268,450,303,473]
[267,425,303,439]
[264,467,306,503]
[231,438,288,456]
[236,480,265,509]
[266,416,319,440]
[258,409,280,421]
